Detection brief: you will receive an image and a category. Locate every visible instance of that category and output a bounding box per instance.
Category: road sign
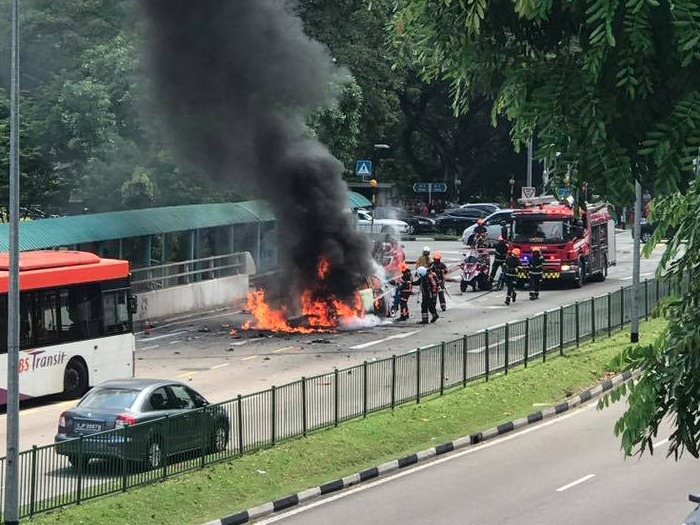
[556,187,572,199]
[521,186,536,199]
[355,160,372,179]
[412,182,448,193]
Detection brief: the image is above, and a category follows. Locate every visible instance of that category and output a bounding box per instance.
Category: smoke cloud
[141,0,373,304]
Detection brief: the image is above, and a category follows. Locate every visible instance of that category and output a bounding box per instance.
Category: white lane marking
[242,355,258,361]
[168,341,179,345]
[274,346,302,354]
[620,272,653,281]
[141,345,160,350]
[654,438,669,448]
[467,334,526,353]
[177,371,197,379]
[139,330,188,342]
[349,331,421,350]
[255,403,596,524]
[556,474,595,492]
[210,363,229,370]
[231,341,248,347]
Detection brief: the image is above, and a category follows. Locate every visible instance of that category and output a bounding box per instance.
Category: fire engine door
[590,224,603,272]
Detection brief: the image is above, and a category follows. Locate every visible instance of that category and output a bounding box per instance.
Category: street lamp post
[509,176,515,207]
[5,0,21,523]
[370,144,389,234]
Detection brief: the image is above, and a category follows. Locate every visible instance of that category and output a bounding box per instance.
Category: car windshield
[513,219,572,242]
[79,387,140,410]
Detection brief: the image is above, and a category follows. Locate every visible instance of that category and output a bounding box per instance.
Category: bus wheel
[62,359,89,400]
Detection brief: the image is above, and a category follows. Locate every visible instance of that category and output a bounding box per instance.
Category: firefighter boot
[513,292,517,302]
[505,296,511,305]
[529,292,535,300]
[440,302,446,312]
[420,314,429,324]
[430,313,439,323]
[534,292,539,300]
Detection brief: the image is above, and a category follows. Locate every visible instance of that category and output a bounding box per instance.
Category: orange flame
[317,257,330,280]
[242,256,365,333]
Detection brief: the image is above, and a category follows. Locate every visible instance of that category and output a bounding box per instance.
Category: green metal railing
[0,275,682,520]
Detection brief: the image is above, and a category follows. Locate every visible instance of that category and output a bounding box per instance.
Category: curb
[202,369,636,525]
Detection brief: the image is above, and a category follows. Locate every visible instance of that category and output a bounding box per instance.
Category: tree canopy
[393,0,700,202]
[393,0,700,458]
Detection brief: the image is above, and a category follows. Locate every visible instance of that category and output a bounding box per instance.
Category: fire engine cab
[509,200,616,287]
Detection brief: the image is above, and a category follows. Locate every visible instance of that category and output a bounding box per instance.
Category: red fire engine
[508,200,616,287]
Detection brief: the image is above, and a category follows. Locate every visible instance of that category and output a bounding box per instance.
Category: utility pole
[630,180,642,343]
[527,138,533,188]
[4,1,21,524]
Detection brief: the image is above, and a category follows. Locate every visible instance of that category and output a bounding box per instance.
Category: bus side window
[103,289,131,335]
[67,285,102,339]
[33,290,60,347]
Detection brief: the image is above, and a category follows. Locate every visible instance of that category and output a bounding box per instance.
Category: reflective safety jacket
[504,254,521,278]
[494,241,508,262]
[529,254,544,276]
[430,260,448,285]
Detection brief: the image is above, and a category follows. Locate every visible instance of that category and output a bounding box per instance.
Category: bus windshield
[513,218,574,243]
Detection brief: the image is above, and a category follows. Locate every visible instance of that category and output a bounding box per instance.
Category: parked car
[355,209,410,236]
[373,206,435,235]
[631,218,674,243]
[459,202,501,215]
[461,209,515,247]
[55,379,230,470]
[434,207,490,235]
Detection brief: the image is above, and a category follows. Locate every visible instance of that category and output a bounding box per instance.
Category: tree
[393,0,700,202]
[393,0,700,457]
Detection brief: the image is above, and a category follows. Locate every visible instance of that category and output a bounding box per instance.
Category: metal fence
[130,253,247,294]
[0,275,682,520]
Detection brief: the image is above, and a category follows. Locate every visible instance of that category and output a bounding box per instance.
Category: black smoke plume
[141,0,373,305]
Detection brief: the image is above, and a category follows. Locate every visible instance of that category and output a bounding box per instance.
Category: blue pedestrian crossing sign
[355,160,372,179]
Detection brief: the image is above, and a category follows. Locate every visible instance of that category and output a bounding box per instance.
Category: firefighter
[415,246,432,269]
[529,247,544,300]
[504,247,521,305]
[429,251,448,311]
[414,266,439,323]
[474,219,488,248]
[390,262,413,321]
[500,220,509,241]
[489,236,508,288]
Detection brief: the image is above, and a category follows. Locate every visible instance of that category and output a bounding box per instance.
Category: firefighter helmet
[532,247,541,254]
[417,266,427,277]
[422,246,430,254]
[433,251,441,260]
[477,218,485,224]
[399,262,409,272]
[512,247,521,256]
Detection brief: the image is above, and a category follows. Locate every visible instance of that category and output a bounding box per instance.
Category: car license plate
[74,420,103,433]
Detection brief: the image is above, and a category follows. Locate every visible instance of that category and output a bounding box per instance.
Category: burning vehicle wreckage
[237,257,396,336]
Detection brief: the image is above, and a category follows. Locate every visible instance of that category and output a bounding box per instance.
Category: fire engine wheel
[591,255,608,282]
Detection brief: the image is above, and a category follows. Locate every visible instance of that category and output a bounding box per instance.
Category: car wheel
[62,359,89,400]
[209,423,229,454]
[145,438,164,470]
[640,231,651,243]
[407,224,415,235]
[446,227,458,236]
[67,454,90,470]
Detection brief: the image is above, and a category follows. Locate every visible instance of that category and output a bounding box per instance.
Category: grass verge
[27,317,667,525]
